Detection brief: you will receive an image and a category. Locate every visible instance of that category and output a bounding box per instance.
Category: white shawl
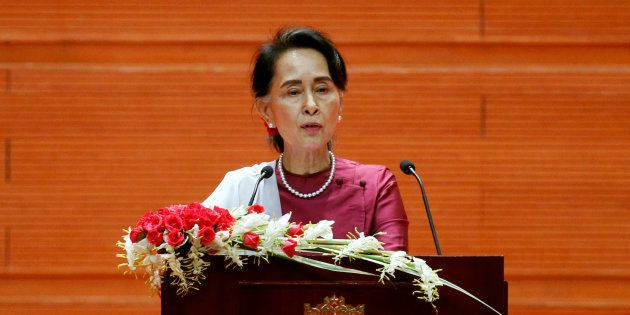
[201,161,282,218]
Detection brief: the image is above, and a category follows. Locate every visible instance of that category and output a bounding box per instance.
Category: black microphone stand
[401,160,442,256]
[248,166,274,206]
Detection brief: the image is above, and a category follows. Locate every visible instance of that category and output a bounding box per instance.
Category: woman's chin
[287,138,331,153]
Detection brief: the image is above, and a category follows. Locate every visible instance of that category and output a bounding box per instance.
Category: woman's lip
[301,123,322,135]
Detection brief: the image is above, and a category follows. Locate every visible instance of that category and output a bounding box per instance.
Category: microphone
[400,160,442,256]
[248,166,274,206]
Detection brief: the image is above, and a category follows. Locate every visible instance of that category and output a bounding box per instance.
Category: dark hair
[251,27,347,153]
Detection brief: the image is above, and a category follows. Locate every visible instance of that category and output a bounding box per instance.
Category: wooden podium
[161,255,507,315]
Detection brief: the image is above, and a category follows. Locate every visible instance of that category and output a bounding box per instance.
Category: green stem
[306,239,351,246]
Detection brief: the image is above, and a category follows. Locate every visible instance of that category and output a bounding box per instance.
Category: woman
[202,27,408,251]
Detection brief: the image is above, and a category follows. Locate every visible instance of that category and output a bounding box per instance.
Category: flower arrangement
[117,202,501,314]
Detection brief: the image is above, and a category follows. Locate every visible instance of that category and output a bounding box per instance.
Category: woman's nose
[303,91,319,115]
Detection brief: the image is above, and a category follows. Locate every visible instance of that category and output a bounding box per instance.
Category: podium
[161,255,507,315]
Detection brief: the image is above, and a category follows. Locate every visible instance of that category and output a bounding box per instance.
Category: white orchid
[231,212,269,237]
[206,230,231,254]
[228,205,248,219]
[189,224,200,239]
[260,213,291,251]
[142,252,162,267]
[333,232,384,262]
[265,213,291,237]
[149,268,162,290]
[303,220,334,241]
[120,229,155,271]
[411,257,442,303]
[123,230,137,270]
[224,245,244,268]
[378,251,410,282]
[186,239,208,276]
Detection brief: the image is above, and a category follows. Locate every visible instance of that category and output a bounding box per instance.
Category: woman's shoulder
[224,160,276,179]
[335,157,395,181]
[203,160,279,210]
[336,157,391,172]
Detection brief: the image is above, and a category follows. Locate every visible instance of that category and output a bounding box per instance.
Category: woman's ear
[255,97,273,125]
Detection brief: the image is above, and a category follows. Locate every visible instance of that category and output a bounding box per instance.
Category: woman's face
[258,48,342,154]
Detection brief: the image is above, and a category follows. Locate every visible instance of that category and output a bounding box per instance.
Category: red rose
[140,213,164,232]
[287,222,304,237]
[167,229,185,246]
[198,227,216,246]
[187,202,204,211]
[281,239,298,257]
[182,203,203,230]
[247,204,265,214]
[167,204,187,215]
[146,229,164,246]
[182,216,197,230]
[156,207,171,216]
[242,231,260,249]
[215,206,236,231]
[129,226,145,243]
[198,208,220,228]
[164,213,183,232]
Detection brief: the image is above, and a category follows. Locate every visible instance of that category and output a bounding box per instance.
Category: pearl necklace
[278,151,336,199]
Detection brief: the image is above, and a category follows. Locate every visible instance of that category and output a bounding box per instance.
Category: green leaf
[286,255,376,276]
[440,279,502,315]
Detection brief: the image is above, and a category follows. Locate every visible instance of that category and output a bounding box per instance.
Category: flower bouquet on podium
[117,202,501,314]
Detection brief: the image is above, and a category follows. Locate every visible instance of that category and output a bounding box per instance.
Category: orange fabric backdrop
[1,1,630,314]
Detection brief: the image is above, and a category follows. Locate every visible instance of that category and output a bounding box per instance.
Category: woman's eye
[288,89,301,96]
[316,86,329,94]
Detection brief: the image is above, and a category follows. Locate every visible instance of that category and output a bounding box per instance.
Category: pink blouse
[276,158,409,251]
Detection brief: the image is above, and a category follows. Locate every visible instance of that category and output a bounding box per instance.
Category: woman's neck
[281,147,330,175]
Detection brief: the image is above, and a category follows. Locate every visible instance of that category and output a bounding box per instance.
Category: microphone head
[399,160,415,175]
[261,165,274,179]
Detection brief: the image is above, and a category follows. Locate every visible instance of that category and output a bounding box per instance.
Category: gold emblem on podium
[304,294,365,315]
